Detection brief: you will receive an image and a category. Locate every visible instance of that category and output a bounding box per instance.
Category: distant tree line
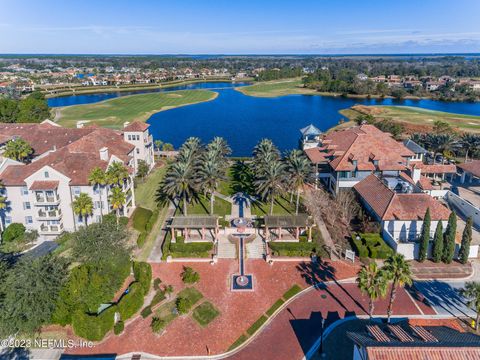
[0,91,51,123]
[256,67,303,81]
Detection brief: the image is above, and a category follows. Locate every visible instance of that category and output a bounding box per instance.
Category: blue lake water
[48,82,480,157]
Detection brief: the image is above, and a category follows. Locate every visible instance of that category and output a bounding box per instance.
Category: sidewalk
[148,202,176,262]
[410,260,473,280]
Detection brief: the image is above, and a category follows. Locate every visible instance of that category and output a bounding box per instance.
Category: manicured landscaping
[192,301,220,327]
[351,232,394,259]
[228,334,249,351]
[265,298,285,316]
[282,284,302,300]
[132,207,153,232]
[153,300,178,331]
[268,228,326,257]
[57,90,218,128]
[236,78,315,97]
[177,195,231,216]
[251,196,298,216]
[135,166,167,210]
[163,233,214,259]
[246,314,269,336]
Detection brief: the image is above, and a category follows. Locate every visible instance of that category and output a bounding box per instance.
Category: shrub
[268,241,318,257]
[2,223,26,243]
[266,298,285,316]
[351,233,393,259]
[71,306,116,341]
[132,207,153,232]
[114,320,124,335]
[176,296,193,314]
[103,213,129,226]
[133,261,152,293]
[181,266,200,284]
[151,316,166,333]
[141,306,152,318]
[151,290,166,307]
[246,315,268,336]
[136,232,147,248]
[153,278,162,290]
[145,210,159,232]
[117,282,145,320]
[283,284,302,300]
[170,240,213,256]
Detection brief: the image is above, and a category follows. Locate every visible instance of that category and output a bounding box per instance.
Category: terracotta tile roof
[366,347,480,360]
[458,160,480,178]
[319,125,413,171]
[304,147,328,164]
[411,162,457,174]
[123,121,149,132]
[417,176,434,190]
[354,174,451,221]
[29,180,59,190]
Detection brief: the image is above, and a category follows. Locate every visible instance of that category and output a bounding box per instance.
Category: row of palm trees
[160,137,231,215]
[253,139,312,215]
[411,132,480,163]
[72,162,130,226]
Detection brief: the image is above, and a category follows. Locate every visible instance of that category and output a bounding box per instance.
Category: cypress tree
[432,221,443,263]
[459,217,473,265]
[418,208,431,262]
[443,211,457,264]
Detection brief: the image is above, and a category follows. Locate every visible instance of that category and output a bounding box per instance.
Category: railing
[37,209,62,219]
[40,224,64,234]
[35,195,60,204]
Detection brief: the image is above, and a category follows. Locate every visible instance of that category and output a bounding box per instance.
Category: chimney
[99,147,109,161]
[123,121,130,128]
[412,167,421,184]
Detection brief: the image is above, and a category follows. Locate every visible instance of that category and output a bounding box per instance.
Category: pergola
[169,215,219,242]
[264,214,314,242]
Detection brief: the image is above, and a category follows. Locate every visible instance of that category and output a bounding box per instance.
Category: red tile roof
[458,160,480,178]
[354,175,451,221]
[411,162,456,174]
[29,180,59,190]
[304,147,328,164]
[123,121,149,132]
[366,347,480,360]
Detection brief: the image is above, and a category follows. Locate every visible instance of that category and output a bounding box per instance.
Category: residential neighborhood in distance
[2,1,480,360]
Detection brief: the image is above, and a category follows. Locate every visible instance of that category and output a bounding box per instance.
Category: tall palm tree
[285,149,312,215]
[254,160,285,215]
[162,161,196,215]
[461,282,480,331]
[88,167,107,218]
[3,138,33,163]
[207,137,232,161]
[426,134,457,164]
[108,187,126,226]
[460,133,480,162]
[357,262,388,319]
[178,137,202,165]
[252,139,280,175]
[107,162,129,187]
[383,254,413,323]
[197,152,227,214]
[72,193,94,226]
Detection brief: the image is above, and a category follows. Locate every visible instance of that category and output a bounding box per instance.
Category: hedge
[351,233,394,259]
[118,282,145,320]
[132,207,153,232]
[114,320,124,335]
[268,241,318,257]
[133,261,152,294]
[145,209,159,232]
[170,239,213,255]
[141,306,153,318]
[71,305,116,341]
[2,223,26,243]
[266,298,285,316]
[246,315,268,336]
[283,284,302,300]
[150,290,166,307]
[137,232,147,248]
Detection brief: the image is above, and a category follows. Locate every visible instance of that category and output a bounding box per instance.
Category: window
[46,190,54,197]
[95,201,101,209]
[128,135,132,140]
[25,216,33,224]
[94,187,100,195]
[44,171,49,178]
[136,148,140,154]
[136,135,140,141]
[96,215,101,223]
[339,171,349,179]
[77,216,83,223]
[73,187,81,196]
[22,186,29,196]
[23,202,31,210]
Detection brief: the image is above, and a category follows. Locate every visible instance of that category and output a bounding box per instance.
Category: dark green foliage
[283,284,302,300]
[257,67,303,81]
[351,233,394,259]
[113,320,124,335]
[150,290,166,307]
[181,266,200,284]
[141,306,152,318]
[117,282,145,320]
[266,298,285,316]
[176,296,194,314]
[0,92,50,124]
[103,213,129,226]
[192,301,220,327]
[133,261,152,294]
[151,316,166,333]
[169,239,213,257]
[132,207,153,232]
[0,255,68,336]
[145,210,159,232]
[137,160,150,180]
[459,217,473,264]
[137,232,147,248]
[432,221,444,263]
[418,208,431,262]
[71,306,116,341]
[268,241,320,257]
[443,211,457,264]
[153,277,162,290]
[2,223,25,242]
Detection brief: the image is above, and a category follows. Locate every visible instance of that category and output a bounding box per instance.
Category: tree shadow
[230,160,255,195]
[0,347,30,360]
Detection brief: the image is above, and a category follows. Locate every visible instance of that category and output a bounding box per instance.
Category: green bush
[283,284,302,300]
[351,233,393,259]
[2,223,26,243]
[117,282,145,320]
[103,214,129,226]
[151,316,166,333]
[141,306,152,318]
[176,296,194,314]
[151,290,166,307]
[136,232,147,248]
[246,315,268,336]
[132,207,153,232]
[133,261,152,293]
[181,266,200,284]
[268,241,318,257]
[145,209,159,232]
[169,236,213,257]
[228,334,248,351]
[114,320,124,335]
[153,278,162,290]
[71,306,116,341]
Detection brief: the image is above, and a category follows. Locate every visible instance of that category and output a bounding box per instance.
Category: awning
[264,214,312,228]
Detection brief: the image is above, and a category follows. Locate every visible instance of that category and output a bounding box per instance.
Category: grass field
[339,105,480,133]
[236,78,316,97]
[135,166,166,210]
[177,195,231,216]
[56,89,217,129]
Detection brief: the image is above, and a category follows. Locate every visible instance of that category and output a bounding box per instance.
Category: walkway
[148,202,176,262]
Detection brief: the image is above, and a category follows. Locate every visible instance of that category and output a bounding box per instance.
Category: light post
[319,318,326,358]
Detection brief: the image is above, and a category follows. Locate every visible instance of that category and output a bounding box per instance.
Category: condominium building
[0,120,155,238]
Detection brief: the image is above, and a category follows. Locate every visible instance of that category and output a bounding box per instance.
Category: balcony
[36,209,62,221]
[144,134,153,146]
[39,224,64,235]
[34,194,60,206]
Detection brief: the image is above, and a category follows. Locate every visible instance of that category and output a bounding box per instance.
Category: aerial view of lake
[49,82,480,157]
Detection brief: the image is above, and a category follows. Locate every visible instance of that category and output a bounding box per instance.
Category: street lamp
[319,318,326,358]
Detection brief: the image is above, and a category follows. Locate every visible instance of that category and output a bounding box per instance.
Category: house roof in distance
[458,160,480,178]
[123,121,150,132]
[300,124,322,136]
[403,139,428,154]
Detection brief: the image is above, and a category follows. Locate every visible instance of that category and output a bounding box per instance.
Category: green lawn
[177,287,204,306]
[251,196,298,216]
[135,166,166,210]
[56,90,217,129]
[177,195,231,216]
[236,78,315,97]
[153,300,178,330]
[192,301,220,327]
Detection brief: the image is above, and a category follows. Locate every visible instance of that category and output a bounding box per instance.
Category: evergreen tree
[418,208,431,262]
[432,221,444,263]
[443,211,457,264]
[459,217,473,265]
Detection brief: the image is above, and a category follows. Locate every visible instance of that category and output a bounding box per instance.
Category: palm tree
[107,162,129,187]
[72,193,94,226]
[426,134,457,164]
[109,187,126,226]
[88,167,107,218]
[197,152,227,214]
[285,149,312,215]
[461,282,480,331]
[162,161,196,215]
[254,160,285,215]
[356,262,388,319]
[178,137,202,165]
[207,137,231,161]
[383,254,413,323]
[252,139,280,175]
[460,133,480,162]
[3,138,33,163]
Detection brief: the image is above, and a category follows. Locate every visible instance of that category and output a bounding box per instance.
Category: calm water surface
[49,82,480,156]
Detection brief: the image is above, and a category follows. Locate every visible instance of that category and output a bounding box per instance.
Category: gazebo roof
[264,214,312,228]
[300,124,322,136]
[170,215,218,229]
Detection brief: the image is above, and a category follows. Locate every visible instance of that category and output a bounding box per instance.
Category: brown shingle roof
[458,160,480,178]
[123,121,149,132]
[30,180,59,190]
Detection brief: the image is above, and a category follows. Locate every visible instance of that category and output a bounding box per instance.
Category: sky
[1,0,480,55]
